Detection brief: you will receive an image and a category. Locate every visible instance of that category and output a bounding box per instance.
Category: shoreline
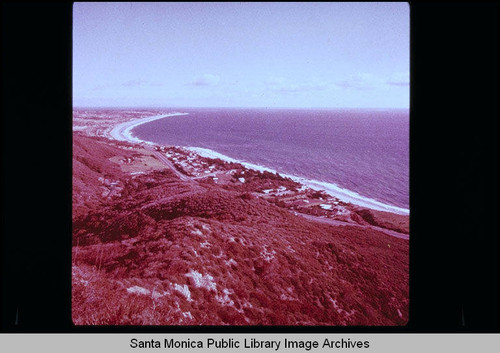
[108,112,189,144]
[187,147,409,215]
[108,113,409,216]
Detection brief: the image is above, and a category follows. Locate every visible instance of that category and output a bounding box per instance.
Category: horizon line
[72,106,410,110]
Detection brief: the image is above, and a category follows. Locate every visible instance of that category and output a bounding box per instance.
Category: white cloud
[90,84,110,92]
[336,73,383,90]
[265,76,286,86]
[190,74,221,86]
[264,76,330,94]
[89,79,163,92]
[122,78,148,87]
[386,72,409,86]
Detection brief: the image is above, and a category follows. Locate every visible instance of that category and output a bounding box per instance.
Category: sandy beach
[107,112,409,216]
[109,112,188,144]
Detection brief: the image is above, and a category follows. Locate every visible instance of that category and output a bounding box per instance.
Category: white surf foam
[284,175,409,215]
[108,114,409,215]
[187,147,409,215]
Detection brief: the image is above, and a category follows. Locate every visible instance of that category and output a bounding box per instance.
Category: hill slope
[72,134,409,325]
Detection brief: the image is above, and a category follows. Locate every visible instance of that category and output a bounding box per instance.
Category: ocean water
[132,108,409,211]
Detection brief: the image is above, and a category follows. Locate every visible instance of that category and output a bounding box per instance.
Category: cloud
[336,73,382,90]
[89,79,163,93]
[265,76,286,86]
[386,72,409,86]
[335,72,410,90]
[189,74,221,86]
[122,79,148,87]
[274,83,328,93]
[90,84,111,91]
[265,76,330,94]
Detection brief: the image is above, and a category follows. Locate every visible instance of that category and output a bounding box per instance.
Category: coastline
[108,112,189,144]
[187,147,409,215]
[109,113,409,216]
[73,112,410,325]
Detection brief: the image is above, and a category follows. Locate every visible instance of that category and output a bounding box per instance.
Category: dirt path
[296,212,409,240]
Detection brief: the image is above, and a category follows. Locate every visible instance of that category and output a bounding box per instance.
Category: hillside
[72,134,409,325]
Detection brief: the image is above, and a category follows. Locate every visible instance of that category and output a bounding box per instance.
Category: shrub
[240,192,254,200]
[354,209,377,226]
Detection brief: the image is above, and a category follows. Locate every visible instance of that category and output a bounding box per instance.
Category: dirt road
[146,146,196,183]
[145,145,408,240]
[297,212,409,240]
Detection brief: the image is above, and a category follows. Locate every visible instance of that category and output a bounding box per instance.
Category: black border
[1,2,499,333]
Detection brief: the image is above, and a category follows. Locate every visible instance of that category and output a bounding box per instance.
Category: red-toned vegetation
[72,135,409,325]
[350,209,409,234]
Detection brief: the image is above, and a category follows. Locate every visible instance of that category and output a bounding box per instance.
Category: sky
[73,2,409,109]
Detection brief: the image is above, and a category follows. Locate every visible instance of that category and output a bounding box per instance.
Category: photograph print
[72,2,409,326]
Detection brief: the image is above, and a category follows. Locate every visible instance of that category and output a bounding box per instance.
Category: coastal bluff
[72,133,409,325]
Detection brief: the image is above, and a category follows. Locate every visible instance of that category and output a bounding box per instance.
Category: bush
[310,190,328,199]
[240,192,254,200]
[354,209,377,226]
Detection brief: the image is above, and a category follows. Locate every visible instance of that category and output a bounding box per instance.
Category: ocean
[132,108,409,213]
